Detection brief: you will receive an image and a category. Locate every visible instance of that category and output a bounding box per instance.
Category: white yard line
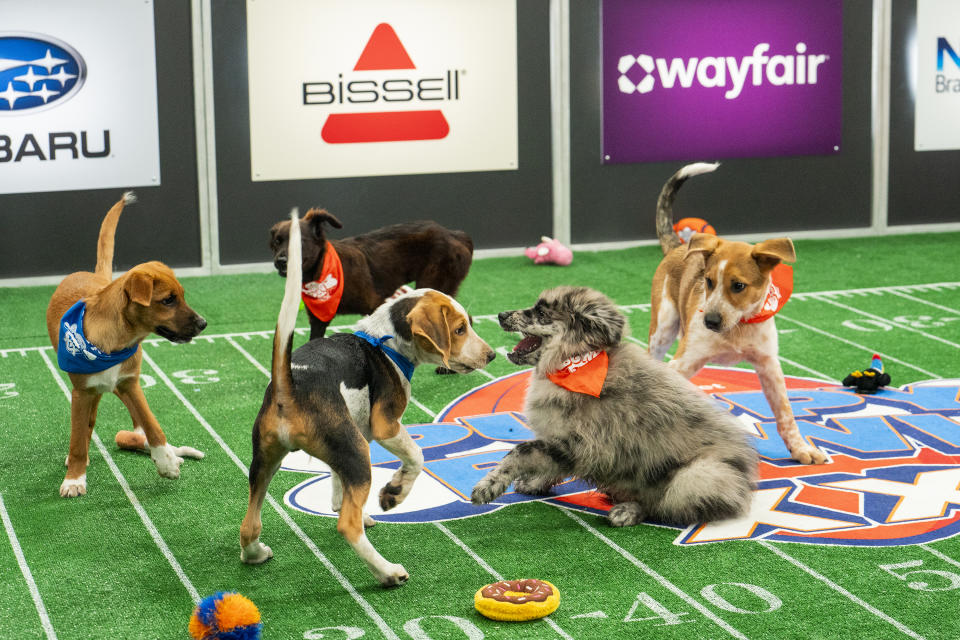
[38,350,201,605]
[887,289,960,316]
[0,493,58,640]
[139,349,401,640]
[814,296,960,350]
[776,314,943,380]
[920,544,960,570]
[557,508,749,640]
[434,522,574,640]
[758,541,925,640]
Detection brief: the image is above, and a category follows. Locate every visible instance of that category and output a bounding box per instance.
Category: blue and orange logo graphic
[281,368,960,547]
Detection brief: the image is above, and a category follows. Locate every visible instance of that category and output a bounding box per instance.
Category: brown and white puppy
[45,193,207,498]
[268,208,474,340]
[647,163,826,465]
[241,210,494,587]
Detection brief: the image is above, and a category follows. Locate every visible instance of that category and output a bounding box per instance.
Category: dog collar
[301,242,344,322]
[57,301,139,374]
[742,263,793,324]
[547,350,609,397]
[354,331,415,382]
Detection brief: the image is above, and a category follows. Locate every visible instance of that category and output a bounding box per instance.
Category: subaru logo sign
[0,33,86,115]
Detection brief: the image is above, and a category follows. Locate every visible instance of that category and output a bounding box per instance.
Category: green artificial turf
[0,231,958,640]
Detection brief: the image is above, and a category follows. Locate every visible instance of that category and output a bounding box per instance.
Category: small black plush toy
[842,354,891,394]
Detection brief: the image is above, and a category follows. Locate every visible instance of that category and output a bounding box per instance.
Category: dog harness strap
[742,263,793,324]
[56,301,139,373]
[547,350,609,397]
[353,331,415,382]
[301,242,344,322]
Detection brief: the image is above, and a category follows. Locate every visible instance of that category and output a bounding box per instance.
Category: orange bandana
[547,350,609,397]
[301,242,344,322]
[742,263,793,324]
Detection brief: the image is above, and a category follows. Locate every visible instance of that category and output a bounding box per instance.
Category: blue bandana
[57,301,139,374]
[354,331,415,382]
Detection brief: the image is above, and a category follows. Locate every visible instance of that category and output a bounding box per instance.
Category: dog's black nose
[486,350,496,363]
[497,311,511,325]
[704,311,723,332]
[195,316,207,332]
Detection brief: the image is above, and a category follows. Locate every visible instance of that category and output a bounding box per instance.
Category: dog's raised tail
[272,208,302,397]
[94,191,137,279]
[655,162,718,255]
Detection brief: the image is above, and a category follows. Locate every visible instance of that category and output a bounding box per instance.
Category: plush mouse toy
[842,354,891,394]
[525,236,573,266]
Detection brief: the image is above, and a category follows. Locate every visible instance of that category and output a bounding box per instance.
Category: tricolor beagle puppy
[240,210,495,587]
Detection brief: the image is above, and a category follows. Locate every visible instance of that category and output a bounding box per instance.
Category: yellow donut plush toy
[474,579,560,621]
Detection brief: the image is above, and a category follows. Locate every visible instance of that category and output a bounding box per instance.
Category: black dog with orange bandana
[268,208,474,340]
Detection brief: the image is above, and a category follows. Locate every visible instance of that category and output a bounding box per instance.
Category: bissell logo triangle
[321,23,450,144]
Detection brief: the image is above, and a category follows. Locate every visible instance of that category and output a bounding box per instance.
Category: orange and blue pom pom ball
[189,592,262,640]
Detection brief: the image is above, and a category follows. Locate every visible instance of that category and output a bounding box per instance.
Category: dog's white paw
[471,481,501,505]
[375,563,409,587]
[364,513,377,528]
[170,444,204,460]
[59,475,87,498]
[608,502,646,527]
[150,444,183,479]
[240,540,273,565]
[792,445,828,465]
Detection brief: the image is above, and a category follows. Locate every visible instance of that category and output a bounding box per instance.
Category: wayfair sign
[602,0,843,164]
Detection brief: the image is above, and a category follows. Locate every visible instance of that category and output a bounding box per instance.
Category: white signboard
[0,0,161,194]
[247,0,518,181]
[915,0,960,151]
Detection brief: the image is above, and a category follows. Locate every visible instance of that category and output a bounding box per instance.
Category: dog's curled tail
[655,162,718,256]
[94,191,137,279]
[272,208,302,398]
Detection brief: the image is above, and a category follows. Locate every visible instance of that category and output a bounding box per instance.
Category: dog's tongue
[514,335,541,353]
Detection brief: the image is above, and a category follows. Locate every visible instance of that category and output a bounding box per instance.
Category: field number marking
[0,382,17,400]
[303,616,483,640]
[625,592,691,626]
[880,560,960,592]
[842,315,958,332]
[171,369,219,385]
[700,583,783,614]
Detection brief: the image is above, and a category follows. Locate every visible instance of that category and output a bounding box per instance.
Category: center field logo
[281,368,960,547]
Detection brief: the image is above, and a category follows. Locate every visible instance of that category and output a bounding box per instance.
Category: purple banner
[602,0,843,164]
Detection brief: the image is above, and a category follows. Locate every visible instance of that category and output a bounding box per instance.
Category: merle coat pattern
[472,286,757,527]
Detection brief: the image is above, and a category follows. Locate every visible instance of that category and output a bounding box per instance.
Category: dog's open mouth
[509,334,542,363]
[155,326,196,344]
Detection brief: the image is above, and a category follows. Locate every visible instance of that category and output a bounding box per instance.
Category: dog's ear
[573,302,625,348]
[303,208,343,239]
[124,271,154,306]
[752,238,795,273]
[685,233,719,260]
[408,300,453,366]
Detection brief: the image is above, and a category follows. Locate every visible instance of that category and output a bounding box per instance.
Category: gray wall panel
[569,0,874,245]
[888,0,960,227]
[0,1,201,278]
[211,1,553,265]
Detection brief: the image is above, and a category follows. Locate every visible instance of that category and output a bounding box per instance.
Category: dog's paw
[608,502,646,527]
[376,563,409,588]
[240,540,273,565]
[364,513,377,528]
[150,444,183,479]
[513,477,555,496]
[170,444,204,460]
[379,482,403,511]
[59,475,87,498]
[471,481,503,505]
[792,445,828,465]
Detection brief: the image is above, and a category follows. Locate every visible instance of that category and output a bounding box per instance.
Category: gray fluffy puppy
[472,286,757,527]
